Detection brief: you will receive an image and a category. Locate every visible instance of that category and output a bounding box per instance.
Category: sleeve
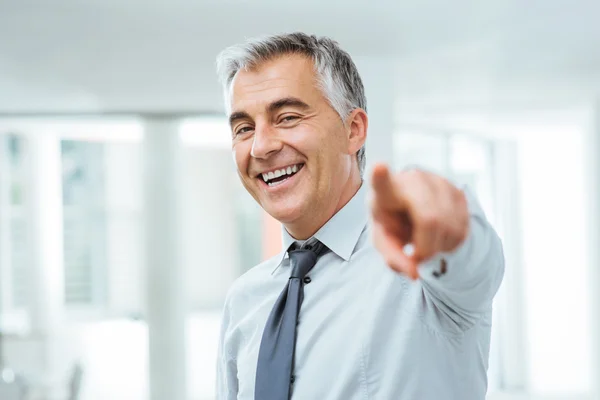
[215,292,239,400]
[418,185,505,330]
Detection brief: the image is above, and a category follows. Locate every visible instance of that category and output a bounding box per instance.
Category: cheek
[294,123,331,152]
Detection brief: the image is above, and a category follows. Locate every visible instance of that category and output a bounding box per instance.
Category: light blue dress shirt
[216,183,505,400]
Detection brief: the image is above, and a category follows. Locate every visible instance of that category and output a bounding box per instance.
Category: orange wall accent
[262,211,283,260]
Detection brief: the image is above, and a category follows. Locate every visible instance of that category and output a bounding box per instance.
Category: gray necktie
[254,239,328,400]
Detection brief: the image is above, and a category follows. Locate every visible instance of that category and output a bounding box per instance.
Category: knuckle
[449,226,462,240]
[419,212,439,229]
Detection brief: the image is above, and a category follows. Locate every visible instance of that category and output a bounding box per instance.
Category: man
[215,32,504,400]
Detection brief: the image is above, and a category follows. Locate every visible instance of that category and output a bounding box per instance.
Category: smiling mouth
[259,163,304,187]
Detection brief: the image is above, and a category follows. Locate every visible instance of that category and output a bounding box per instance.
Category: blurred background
[0,1,599,399]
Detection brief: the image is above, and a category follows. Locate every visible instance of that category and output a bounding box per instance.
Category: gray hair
[216,32,367,176]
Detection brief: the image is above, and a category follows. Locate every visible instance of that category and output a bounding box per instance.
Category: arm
[369,165,505,325]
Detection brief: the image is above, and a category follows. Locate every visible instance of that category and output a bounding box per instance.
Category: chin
[265,207,303,225]
[263,199,306,225]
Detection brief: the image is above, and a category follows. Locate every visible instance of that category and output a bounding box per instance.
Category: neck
[284,172,363,240]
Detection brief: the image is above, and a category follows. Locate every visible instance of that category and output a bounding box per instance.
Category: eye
[234,126,254,136]
[279,115,299,124]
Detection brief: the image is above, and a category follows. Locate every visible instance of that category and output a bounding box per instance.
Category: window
[1,134,29,309]
[0,120,144,315]
[395,130,449,176]
[61,140,108,306]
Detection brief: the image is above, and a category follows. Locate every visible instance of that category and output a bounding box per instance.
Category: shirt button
[433,258,448,278]
[290,375,295,384]
[303,276,312,284]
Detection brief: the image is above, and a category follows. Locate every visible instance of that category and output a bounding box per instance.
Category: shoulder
[223,252,284,309]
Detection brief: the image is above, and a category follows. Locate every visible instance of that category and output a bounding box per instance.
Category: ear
[346,108,368,155]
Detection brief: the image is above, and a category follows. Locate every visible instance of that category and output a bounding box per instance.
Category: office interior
[0,1,599,399]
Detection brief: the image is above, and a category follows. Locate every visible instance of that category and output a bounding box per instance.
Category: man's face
[228,54,356,226]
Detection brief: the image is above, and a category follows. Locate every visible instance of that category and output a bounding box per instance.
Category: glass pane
[61,140,107,306]
[0,134,28,309]
[449,134,495,224]
[394,130,449,176]
[7,135,25,206]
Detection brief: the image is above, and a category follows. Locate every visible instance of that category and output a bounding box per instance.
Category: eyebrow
[228,111,251,127]
[228,97,311,127]
[267,97,311,114]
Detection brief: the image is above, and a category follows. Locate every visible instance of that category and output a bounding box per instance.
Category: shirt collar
[272,183,368,273]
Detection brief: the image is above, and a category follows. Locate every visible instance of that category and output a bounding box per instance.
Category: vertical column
[104,143,144,315]
[0,135,10,364]
[143,117,187,400]
[354,56,397,171]
[585,101,600,398]
[23,131,65,390]
[491,139,529,391]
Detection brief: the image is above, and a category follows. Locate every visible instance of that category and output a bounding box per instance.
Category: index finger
[370,163,407,211]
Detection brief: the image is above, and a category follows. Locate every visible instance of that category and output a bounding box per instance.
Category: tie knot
[288,239,327,279]
[290,237,325,253]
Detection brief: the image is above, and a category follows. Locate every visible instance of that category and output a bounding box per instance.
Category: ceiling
[0,0,598,114]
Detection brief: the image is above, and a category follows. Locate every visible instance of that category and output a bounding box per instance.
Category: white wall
[517,123,591,394]
[182,148,238,310]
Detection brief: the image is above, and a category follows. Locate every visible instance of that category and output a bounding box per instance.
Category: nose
[250,123,282,159]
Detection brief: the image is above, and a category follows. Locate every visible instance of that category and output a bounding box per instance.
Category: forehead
[228,54,322,112]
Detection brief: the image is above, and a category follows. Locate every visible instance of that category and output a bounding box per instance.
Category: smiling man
[215,33,504,400]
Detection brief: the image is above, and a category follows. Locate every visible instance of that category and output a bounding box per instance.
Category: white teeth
[262,164,302,186]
